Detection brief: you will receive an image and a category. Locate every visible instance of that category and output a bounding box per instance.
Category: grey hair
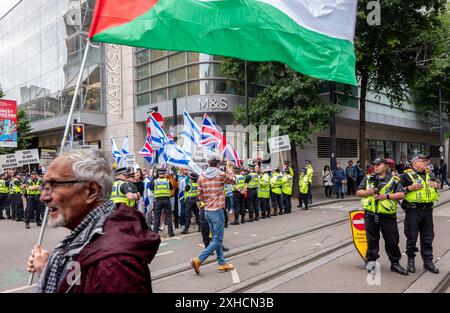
[62,150,113,201]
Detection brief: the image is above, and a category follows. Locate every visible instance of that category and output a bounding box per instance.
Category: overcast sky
[0,0,20,19]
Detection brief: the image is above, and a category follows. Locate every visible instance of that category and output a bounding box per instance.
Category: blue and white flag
[181,110,201,157]
[121,135,129,167]
[111,137,123,166]
[149,114,169,149]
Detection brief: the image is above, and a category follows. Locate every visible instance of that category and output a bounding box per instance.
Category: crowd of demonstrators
[1,150,442,288]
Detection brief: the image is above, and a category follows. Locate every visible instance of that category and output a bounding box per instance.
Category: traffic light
[72,123,85,144]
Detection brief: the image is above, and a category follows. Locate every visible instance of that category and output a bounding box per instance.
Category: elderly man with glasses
[26,150,160,293]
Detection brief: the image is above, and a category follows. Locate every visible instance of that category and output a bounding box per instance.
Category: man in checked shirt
[190,154,236,274]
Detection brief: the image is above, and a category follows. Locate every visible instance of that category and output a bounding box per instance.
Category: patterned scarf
[38,200,116,293]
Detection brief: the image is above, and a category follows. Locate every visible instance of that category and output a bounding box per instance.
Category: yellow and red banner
[349,210,367,262]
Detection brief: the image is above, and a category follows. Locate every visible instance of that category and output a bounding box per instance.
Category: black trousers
[364,211,401,263]
[282,193,291,213]
[184,198,200,230]
[10,194,24,220]
[271,192,282,214]
[259,198,270,217]
[247,188,258,219]
[0,194,10,218]
[298,193,309,209]
[307,183,312,202]
[25,196,45,224]
[173,192,179,228]
[153,198,174,236]
[404,206,434,263]
[324,186,332,198]
[347,179,356,195]
[200,209,210,247]
[232,191,245,221]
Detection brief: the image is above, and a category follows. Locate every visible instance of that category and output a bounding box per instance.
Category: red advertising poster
[0,99,18,148]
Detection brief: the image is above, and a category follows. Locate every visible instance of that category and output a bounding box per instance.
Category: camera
[368,176,380,195]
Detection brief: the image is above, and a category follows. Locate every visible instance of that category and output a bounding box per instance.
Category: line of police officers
[357,154,440,275]
[108,160,312,236]
[0,170,45,229]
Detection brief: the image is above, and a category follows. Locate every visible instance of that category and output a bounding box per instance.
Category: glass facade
[135,49,248,107]
[369,140,432,162]
[0,0,103,122]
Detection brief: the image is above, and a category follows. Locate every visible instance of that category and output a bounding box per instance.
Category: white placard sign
[0,153,18,169]
[125,154,136,167]
[15,149,40,165]
[268,135,291,153]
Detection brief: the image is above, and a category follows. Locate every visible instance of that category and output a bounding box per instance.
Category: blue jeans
[335,181,344,199]
[179,199,185,227]
[198,209,226,265]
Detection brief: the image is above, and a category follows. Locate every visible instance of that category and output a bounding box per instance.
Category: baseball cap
[410,154,427,163]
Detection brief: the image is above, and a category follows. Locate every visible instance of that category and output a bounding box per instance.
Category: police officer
[270,167,283,216]
[0,171,10,219]
[258,166,271,218]
[401,154,440,274]
[182,172,201,234]
[245,164,260,221]
[305,160,314,204]
[230,166,245,225]
[283,161,294,176]
[281,168,293,214]
[110,167,140,208]
[25,170,44,229]
[9,171,25,221]
[357,158,408,275]
[298,168,309,210]
[150,167,174,237]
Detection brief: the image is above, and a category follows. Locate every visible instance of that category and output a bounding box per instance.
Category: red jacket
[57,204,160,293]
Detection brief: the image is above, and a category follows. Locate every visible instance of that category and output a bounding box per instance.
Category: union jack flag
[201,113,242,167]
[201,113,227,153]
[139,133,154,164]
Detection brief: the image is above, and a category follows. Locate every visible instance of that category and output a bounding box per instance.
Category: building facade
[1,0,447,183]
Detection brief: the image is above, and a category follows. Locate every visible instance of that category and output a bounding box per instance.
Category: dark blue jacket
[333,168,346,182]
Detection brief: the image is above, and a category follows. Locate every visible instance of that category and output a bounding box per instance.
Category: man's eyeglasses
[42,180,88,194]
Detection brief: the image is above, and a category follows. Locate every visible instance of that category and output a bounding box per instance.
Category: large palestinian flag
[89,0,357,85]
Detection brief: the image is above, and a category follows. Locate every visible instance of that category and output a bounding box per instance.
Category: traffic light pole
[60,40,90,153]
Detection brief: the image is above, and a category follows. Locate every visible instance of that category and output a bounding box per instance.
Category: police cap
[410,154,427,163]
[114,167,127,176]
[372,158,389,165]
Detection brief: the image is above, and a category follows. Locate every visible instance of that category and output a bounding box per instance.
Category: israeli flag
[121,135,129,167]
[149,114,169,149]
[111,137,123,166]
[181,110,201,157]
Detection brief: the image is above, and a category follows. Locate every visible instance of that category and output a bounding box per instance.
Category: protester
[26,150,160,293]
[190,155,236,274]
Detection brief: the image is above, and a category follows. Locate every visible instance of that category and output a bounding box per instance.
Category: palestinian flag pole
[27,42,95,286]
[29,0,358,285]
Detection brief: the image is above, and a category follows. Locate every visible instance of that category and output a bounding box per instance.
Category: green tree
[221,60,336,197]
[410,3,450,119]
[355,0,447,167]
[0,86,4,98]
